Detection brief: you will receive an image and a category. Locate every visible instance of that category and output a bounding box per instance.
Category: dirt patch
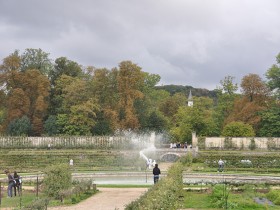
[49,187,148,210]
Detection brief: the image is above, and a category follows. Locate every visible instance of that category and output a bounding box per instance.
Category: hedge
[125,162,184,210]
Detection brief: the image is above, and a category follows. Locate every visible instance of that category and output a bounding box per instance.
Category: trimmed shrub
[43,164,72,199]
[125,162,184,210]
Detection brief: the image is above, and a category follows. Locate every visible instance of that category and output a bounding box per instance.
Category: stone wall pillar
[192,132,197,147]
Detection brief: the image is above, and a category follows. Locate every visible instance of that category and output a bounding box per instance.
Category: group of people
[170,142,192,149]
[4,170,21,197]
[146,159,157,169]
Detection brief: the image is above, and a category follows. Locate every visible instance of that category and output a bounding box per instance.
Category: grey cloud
[1,0,280,89]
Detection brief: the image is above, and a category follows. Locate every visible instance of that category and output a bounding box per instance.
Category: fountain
[139,132,157,170]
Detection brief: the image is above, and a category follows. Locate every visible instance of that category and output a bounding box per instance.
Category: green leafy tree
[258,105,280,137]
[43,164,72,199]
[213,76,238,135]
[49,57,83,115]
[91,111,112,135]
[222,121,255,137]
[20,48,53,75]
[69,98,100,134]
[50,57,83,85]
[7,115,32,136]
[134,72,162,130]
[147,111,168,132]
[56,114,87,136]
[44,115,58,136]
[171,97,217,143]
[266,53,280,99]
[53,75,100,135]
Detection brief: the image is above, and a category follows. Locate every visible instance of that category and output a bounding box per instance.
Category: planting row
[0,149,144,173]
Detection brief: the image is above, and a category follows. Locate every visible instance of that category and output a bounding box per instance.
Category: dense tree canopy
[266,53,280,99]
[0,48,279,139]
[222,121,255,137]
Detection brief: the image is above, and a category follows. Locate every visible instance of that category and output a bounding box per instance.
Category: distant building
[187,90,193,107]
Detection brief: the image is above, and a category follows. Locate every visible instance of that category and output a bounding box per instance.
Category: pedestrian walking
[153,164,161,184]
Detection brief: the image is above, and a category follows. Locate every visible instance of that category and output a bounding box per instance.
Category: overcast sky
[1,0,280,90]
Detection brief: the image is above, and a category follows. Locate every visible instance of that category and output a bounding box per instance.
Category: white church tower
[187,90,193,107]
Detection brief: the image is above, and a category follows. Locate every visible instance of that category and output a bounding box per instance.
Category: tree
[258,105,280,137]
[213,76,238,135]
[49,57,83,86]
[69,98,100,134]
[225,74,271,133]
[134,72,162,130]
[43,164,72,199]
[91,68,119,132]
[225,97,266,131]
[241,73,270,104]
[6,88,30,122]
[147,111,168,133]
[266,53,280,99]
[159,93,186,121]
[5,69,50,135]
[20,48,53,75]
[44,115,58,136]
[0,51,21,119]
[117,61,145,130]
[222,121,255,137]
[219,75,238,95]
[52,75,100,135]
[7,115,32,136]
[48,57,83,115]
[91,111,113,135]
[170,97,217,143]
[0,50,21,74]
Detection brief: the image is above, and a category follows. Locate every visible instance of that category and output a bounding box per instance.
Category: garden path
[49,163,174,210]
[48,187,148,210]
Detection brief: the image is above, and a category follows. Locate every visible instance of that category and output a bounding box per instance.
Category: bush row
[0,149,143,172]
[196,151,280,169]
[125,162,184,210]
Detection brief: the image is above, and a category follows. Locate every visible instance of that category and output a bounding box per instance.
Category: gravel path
[49,187,148,210]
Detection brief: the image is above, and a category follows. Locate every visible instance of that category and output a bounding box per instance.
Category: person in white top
[69,159,74,166]
[218,159,224,172]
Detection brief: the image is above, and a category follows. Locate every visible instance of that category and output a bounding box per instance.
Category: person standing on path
[153,164,161,184]
[5,170,14,197]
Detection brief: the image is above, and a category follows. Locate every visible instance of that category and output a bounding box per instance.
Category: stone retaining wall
[192,132,280,150]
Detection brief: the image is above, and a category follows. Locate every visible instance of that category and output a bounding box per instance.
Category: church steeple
[187,90,193,107]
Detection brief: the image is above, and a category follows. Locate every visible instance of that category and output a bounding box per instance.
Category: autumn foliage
[0,49,279,138]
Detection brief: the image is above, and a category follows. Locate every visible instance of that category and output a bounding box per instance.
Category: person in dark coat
[13,171,21,196]
[153,163,161,184]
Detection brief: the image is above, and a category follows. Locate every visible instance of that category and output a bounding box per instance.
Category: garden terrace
[0,149,144,173]
[195,150,280,173]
